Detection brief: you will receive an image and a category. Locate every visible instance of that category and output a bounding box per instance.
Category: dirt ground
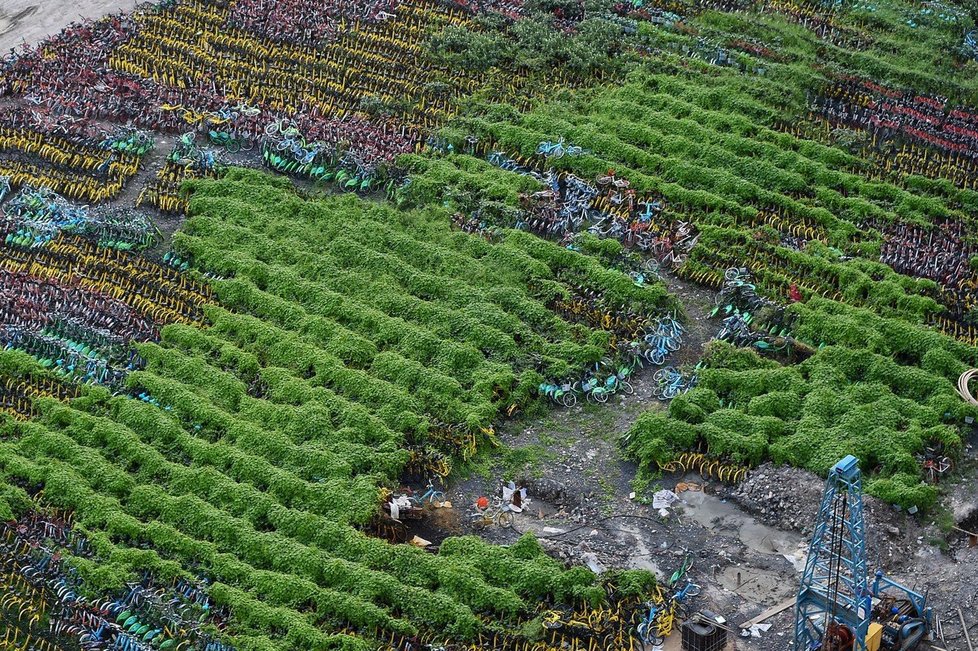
[0,2,140,53]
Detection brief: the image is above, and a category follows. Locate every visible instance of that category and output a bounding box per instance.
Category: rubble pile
[728,463,923,569]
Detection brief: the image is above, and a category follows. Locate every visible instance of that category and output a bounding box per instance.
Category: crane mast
[795,455,871,651]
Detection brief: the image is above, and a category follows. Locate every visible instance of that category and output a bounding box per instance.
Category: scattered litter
[542,527,566,534]
[628,491,636,500]
[389,494,413,521]
[675,482,703,493]
[652,489,679,511]
[503,481,530,513]
[741,623,772,638]
[582,552,605,574]
[433,500,451,509]
[409,535,431,548]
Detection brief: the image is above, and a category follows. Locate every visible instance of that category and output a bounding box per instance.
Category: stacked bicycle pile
[514,552,692,648]
[635,578,702,647]
[539,313,686,407]
[260,115,411,191]
[1,185,90,248]
[477,143,697,265]
[709,266,797,356]
[1,185,158,251]
[138,132,228,214]
[0,234,212,393]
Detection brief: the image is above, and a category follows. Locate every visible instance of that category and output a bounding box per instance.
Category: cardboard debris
[409,535,431,548]
[503,481,530,513]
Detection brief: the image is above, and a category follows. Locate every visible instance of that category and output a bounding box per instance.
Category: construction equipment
[795,455,932,651]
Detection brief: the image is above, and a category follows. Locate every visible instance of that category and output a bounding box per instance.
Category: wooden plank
[960,608,975,651]
[740,597,796,629]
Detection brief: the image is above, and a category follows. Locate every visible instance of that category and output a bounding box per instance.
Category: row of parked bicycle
[0,372,77,420]
[812,76,978,163]
[0,0,496,209]
[0,232,212,395]
[0,115,148,204]
[1,504,236,651]
[634,0,870,48]
[226,0,400,47]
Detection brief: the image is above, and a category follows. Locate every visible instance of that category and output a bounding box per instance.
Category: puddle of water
[677,489,805,555]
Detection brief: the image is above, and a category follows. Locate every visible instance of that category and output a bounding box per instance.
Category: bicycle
[539,381,578,407]
[468,498,514,529]
[207,129,252,153]
[635,601,664,646]
[407,480,446,507]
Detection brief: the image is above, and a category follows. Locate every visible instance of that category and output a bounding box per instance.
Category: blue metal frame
[794,455,871,651]
[872,570,933,627]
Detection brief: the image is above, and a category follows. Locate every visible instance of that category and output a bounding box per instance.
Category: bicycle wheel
[620,380,634,396]
[677,603,691,620]
[561,392,578,408]
[226,139,241,154]
[636,622,648,642]
[496,511,514,528]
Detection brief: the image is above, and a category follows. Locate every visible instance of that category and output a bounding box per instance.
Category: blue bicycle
[408,480,446,507]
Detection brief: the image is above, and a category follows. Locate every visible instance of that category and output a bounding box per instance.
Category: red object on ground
[789,283,803,302]
[476,496,489,510]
